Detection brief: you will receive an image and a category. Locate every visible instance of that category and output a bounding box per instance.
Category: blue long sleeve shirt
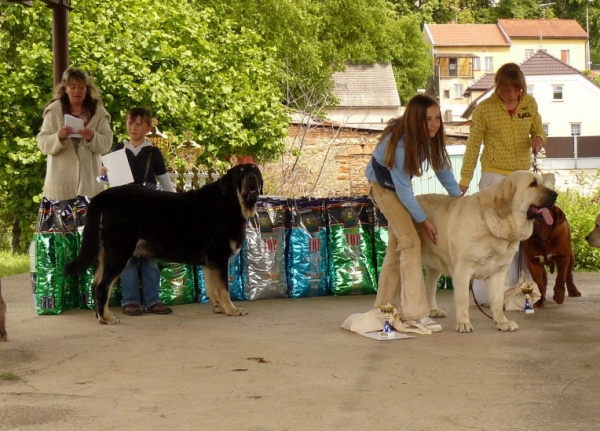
[365,133,461,223]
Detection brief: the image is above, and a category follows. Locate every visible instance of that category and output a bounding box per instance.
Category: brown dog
[0,279,7,341]
[523,205,581,307]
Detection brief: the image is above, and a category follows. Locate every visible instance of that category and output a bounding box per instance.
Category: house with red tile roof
[423,19,588,123]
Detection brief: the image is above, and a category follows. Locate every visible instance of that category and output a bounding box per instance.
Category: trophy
[146,118,172,157]
[209,156,221,182]
[521,283,535,314]
[176,131,205,191]
[197,164,209,188]
[378,303,395,337]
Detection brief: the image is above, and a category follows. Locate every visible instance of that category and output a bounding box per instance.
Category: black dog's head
[219,163,263,218]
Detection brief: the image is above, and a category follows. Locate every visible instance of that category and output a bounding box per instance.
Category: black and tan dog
[64,164,263,324]
[523,205,581,307]
[0,279,7,341]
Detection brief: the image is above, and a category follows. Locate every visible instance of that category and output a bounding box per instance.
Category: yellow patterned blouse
[459,92,546,188]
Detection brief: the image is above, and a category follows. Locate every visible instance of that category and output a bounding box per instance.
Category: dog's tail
[63,195,104,276]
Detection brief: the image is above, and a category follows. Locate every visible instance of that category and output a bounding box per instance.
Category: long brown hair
[494,62,527,95]
[46,67,103,118]
[379,94,451,177]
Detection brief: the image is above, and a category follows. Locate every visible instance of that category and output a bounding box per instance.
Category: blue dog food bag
[287,197,330,298]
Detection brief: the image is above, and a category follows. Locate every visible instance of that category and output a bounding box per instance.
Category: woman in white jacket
[33,67,113,315]
[37,67,113,200]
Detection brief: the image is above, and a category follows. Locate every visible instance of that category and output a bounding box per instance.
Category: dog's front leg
[203,265,247,316]
[526,261,547,308]
[452,269,473,333]
[487,273,518,332]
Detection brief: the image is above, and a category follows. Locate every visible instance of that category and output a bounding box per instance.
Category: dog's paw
[496,320,519,332]
[455,322,474,333]
[533,299,545,308]
[430,308,446,318]
[99,311,120,325]
[226,306,248,316]
[568,288,582,298]
[553,288,565,304]
[0,333,7,342]
[212,304,225,314]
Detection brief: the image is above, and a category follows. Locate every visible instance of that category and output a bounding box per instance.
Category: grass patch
[0,372,20,381]
[0,250,29,278]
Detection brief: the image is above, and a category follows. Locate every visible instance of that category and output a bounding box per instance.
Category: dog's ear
[254,165,264,195]
[553,206,566,226]
[219,168,236,196]
[479,177,518,240]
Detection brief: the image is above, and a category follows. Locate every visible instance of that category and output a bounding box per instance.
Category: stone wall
[262,124,381,198]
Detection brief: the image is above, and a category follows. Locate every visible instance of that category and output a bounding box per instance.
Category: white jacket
[37,100,113,200]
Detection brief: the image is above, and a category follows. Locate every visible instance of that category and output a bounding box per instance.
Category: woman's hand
[459,185,468,196]
[99,166,108,176]
[58,126,72,140]
[422,219,438,245]
[531,136,543,154]
[78,128,94,141]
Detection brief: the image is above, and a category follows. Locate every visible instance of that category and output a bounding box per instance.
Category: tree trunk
[11,217,21,254]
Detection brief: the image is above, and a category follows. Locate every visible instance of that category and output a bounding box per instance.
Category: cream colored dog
[378,171,557,333]
[585,214,600,247]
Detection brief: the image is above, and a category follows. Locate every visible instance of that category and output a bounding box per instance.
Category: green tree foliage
[0,4,52,252]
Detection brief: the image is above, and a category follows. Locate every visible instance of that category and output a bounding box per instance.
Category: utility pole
[586,0,592,70]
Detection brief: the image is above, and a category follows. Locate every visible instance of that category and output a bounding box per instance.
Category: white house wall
[527,74,600,137]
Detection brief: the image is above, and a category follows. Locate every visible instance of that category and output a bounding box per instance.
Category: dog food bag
[195,251,246,303]
[33,198,79,315]
[243,197,288,300]
[327,197,377,295]
[158,261,196,306]
[372,205,388,285]
[287,197,330,298]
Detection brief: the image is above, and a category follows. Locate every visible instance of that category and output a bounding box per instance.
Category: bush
[556,169,600,272]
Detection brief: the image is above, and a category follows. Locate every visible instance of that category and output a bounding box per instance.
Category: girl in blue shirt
[365,94,462,333]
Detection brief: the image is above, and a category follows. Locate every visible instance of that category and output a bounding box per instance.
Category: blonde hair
[378,94,451,177]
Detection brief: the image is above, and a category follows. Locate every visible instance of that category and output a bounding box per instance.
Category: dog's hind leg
[203,264,247,316]
[565,252,581,298]
[424,267,446,318]
[92,241,135,325]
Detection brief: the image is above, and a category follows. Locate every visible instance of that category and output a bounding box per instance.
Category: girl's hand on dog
[422,219,438,245]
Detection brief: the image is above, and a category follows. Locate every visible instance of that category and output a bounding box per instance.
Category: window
[472,57,481,71]
[561,50,570,64]
[571,123,581,136]
[443,89,450,99]
[449,58,458,77]
[484,56,493,71]
[552,85,563,101]
[453,84,464,99]
[543,124,549,137]
[524,49,534,60]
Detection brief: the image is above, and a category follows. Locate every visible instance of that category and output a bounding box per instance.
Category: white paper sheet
[359,331,414,341]
[101,149,134,187]
[64,114,85,138]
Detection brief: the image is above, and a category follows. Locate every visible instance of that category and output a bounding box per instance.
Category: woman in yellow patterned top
[459,62,546,304]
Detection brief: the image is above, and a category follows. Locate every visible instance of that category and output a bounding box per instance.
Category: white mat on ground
[340,308,417,340]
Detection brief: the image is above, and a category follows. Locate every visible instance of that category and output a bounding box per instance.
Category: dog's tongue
[541,208,553,225]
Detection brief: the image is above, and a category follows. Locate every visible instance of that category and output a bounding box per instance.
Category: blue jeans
[120,257,161,307]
